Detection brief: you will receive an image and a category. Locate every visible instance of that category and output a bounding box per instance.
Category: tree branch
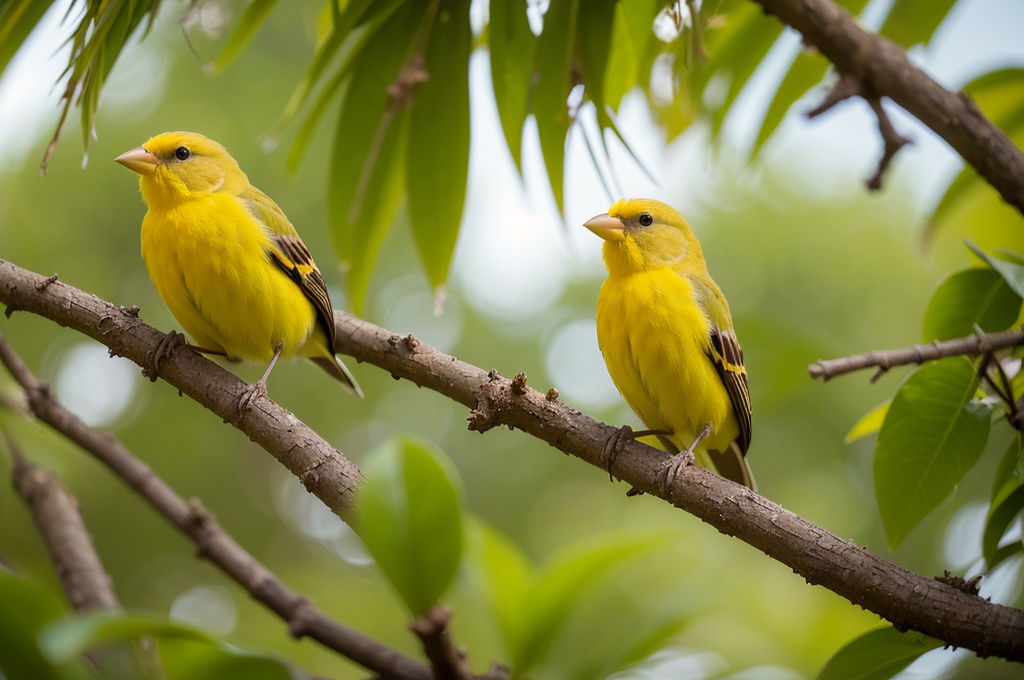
[751,0,1024,217]
[408,605,474,680]
[7,433,122,614]
[0,331,432,680]
[2,260,1023,662]
[0,260,362,516]
[808,327,1024,381]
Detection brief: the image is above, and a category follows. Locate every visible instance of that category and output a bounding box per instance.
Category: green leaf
[576,0,617,119]
[468,521,536,657]
[328,2,425,314]
[874,358,993,549]
[985,435,1024,568]
[846,400,891,444]
[515,533,667,673]
[407,0,471,291]
[0,571,90,680]
[41,612,305,680]
[489,0,537,171]
[356,435,464,616]
[964,240,1024,299]
[921,268,1022,343]
[208,0,282,73]
[817,626,943,680]
[0,0,57,86]
[602,0,658,112]
[754,51,830,154]
[879,0,958,48]
[533,0,581,213]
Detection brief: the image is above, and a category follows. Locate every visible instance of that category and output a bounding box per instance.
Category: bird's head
[115,132,247,207]
[585,199,703,275]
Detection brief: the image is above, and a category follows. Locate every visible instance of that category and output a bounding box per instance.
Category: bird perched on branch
[116,132,362,408]
[586,199,754,491]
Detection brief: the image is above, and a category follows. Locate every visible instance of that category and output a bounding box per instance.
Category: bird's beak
[115,147,160,176]
[584,213,625,242]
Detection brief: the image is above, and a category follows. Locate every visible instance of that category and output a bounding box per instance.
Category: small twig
[407,605,474,680]
[808,327,1024,381]
[808,73,910,190]
[6,432,121,613]
[0,334,432,680]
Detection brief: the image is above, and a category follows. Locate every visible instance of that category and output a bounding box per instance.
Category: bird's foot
[143,330,186,382]
[601,425,674,496]
[237,379,268,413]
[656,451,695,495]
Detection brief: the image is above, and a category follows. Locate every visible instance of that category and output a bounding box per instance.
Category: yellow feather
[588,199,754,489]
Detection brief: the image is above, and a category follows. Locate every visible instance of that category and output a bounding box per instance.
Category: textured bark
[0,259,361,516]
[750,0,1024,218]
[2,259,1023,661]
[0,332,431,680]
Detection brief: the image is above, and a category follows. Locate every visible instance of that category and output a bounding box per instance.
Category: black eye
[175,146,190,161]
[639,212,653,227]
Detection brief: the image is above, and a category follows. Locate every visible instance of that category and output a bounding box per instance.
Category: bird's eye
[639,212,653,227]
[175,146,190,161]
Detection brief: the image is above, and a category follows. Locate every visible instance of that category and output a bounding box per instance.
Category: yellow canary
[116,132,361,407]
[586,199,754,490]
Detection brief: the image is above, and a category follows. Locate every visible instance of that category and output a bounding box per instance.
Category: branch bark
[0,331,432,680]
[0,259,362,516]
[2,259,1023,661]
[808,327,1024,381]
[750,0,1024,218]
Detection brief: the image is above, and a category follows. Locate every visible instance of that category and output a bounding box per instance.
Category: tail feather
[708,441,756,491]
[310,356,364,398]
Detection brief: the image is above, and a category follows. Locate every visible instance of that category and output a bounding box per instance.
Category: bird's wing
[240,187,336,352]
[690,276,752,454]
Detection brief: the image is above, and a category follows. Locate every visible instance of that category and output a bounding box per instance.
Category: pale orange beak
[115,146,160,176]
[584,213,625,242]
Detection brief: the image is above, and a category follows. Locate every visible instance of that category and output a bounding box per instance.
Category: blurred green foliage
[1,0,1024,679]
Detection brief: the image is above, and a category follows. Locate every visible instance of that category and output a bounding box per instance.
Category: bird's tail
[707,441,757,492]
[310,355,364,398]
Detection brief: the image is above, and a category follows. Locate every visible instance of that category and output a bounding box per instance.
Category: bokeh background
[2,0,1024,678]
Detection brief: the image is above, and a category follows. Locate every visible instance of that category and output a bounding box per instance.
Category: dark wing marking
[706,326,752,455]
[266,234,337,352]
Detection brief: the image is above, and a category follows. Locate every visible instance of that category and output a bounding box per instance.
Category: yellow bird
[586,199,754,491]
[116,131,362,407]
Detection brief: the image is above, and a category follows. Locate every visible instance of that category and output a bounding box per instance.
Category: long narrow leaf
[489,0,536,171]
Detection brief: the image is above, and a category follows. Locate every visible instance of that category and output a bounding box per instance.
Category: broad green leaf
[965,240,1024,298]
[846,400,891,444]
[566,614,689,680]
[817,626,943,680]
[208,0,282,73]
[407,0,471,291]
[0,571,90,680]
[489,0,536,171]
[0,0,57,86]
[515,533,666,673]
[921,268,1021,342]
[468,521,536,657]
[879,0,958,48]
[985,435,1024,568]
[41,612,304,680]
[356,435,464,616]
[874,358,992,549]
[533,0,580,213]
[328,1,425,314]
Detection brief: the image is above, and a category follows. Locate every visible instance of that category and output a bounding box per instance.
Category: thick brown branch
[753,0,1024,217]
[7,434,121,614]
[808,327,1024,381]
[0,258,362,516]
[408,605,474,680]
[2,260,1023,661]
[0,333,431,680]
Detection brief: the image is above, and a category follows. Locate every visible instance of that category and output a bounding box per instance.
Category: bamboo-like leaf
[208,0,282,73]
[879,0,958,49]
[407,0,471,291]
[921,268,1022,343]
[817,626,942,680]
[0,0,58,86]
[533,0,580,213]
[984,435,1024,569]
[489,0,536,171]
[874,358,992,550]
[754,51,830,154]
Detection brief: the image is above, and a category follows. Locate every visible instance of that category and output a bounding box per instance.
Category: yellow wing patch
[707,327,752,455]
[266,234,337,352]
